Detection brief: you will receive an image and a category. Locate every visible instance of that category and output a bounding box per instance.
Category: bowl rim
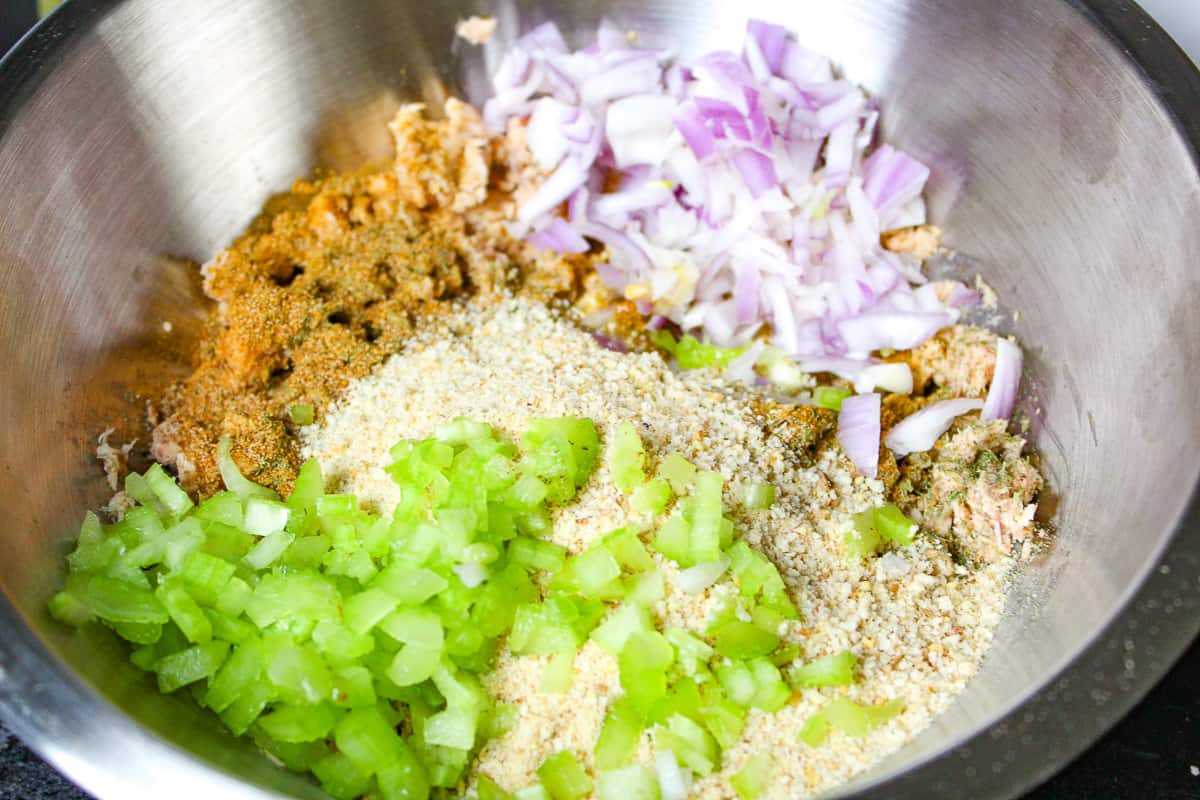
[0,1,1196,799]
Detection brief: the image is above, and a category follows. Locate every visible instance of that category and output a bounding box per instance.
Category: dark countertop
[1,3,1197,799]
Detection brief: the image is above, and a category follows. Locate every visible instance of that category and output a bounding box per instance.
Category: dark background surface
[0,1,1198,798]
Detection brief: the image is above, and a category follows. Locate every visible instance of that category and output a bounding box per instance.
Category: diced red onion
[853,362,913,394]
[733,263,760,325]
[676,557,731,593]
[489,18,962,381]
[526,98,576,169]
[674,103,717,159]
[520,21,568,53]
[981,337,1022,421]
[725,339,766,385]
[655,750,693,800]
[836,311,953,356]
[838,392,881,479]
[885,398,984,457]
[798,357,870,380]
[528,218,589,253]
[606,94,679,167]
[862,145,931,224]
[577,220,653,273]
[517,157,590,224]
[732,148,779,197]
[746,19,788,74]
[592,332,628,353]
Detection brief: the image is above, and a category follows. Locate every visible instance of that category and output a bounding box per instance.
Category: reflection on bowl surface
[0,1,1198,800]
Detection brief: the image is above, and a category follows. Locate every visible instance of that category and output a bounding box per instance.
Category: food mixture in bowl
[51,18,1046,800]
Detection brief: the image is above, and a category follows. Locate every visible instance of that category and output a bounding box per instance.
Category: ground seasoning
[150,101,596,497]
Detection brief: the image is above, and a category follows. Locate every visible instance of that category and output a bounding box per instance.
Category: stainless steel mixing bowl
[0,1,1197,798]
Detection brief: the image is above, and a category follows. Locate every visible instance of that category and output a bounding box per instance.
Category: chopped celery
[288,458,325,514]
[597,765,660,800]
[204,639,263,712]
[801,698,903,746]
[112,620,163,645]
[873,503,917,545]
[156,640,229,693]
[848,503,917,557]
[219,681,274,736]
[656,714,717,776]
[709,620,779,659]
[626,570,665,607]
[67,574,168,625]
[477,775,516,800]
[618,631,674,717]
[730,753,774,800]
[267,642,333,705]
[797,713,830,747]
[647,677,702,726]
[601,527,655,573]
[289,403,315,427]
[378,751,434,800]
[698,695,745,750]
[594,698,643,770]
[541,651,575,693]
[515,785,551,800]
[551,547,622,598]
[194,492,244,529]
[664,628,712,676]
[155,580,212,644]
[424,706,478,749]
[537,751,592,800]
[380,607,444,650]
[844,515,882,559]
[180,551,235,605]
[257,702,338,743]
[592,604,653,655]
[607,422,646,491]
[143,463,194,519]
[747,658,790,712]
[344,588,402,635]
[650,511,691,565]
[671,334,745,371]
[313,752,372,800]
[788,651,857,688]
[508,538,568,573]
[717,661,759,708]
[630,478,672,515]
[48,591,93,626]
[388,645,441,687]
[813,386,852,411]
[656,453,697,494]
[216,436,279,500]
[372,565,449,605]
[335,706,405,774]
[333,665,376,708]
[510,597,603,655]
[243,531,294,569]
[311,620,375,667]
[244,497,291,536]
[739,482,776,510]
[820,697,903,737]
[507,473,549,510]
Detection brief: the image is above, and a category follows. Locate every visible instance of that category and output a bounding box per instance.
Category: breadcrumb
[303,297,1013,798]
